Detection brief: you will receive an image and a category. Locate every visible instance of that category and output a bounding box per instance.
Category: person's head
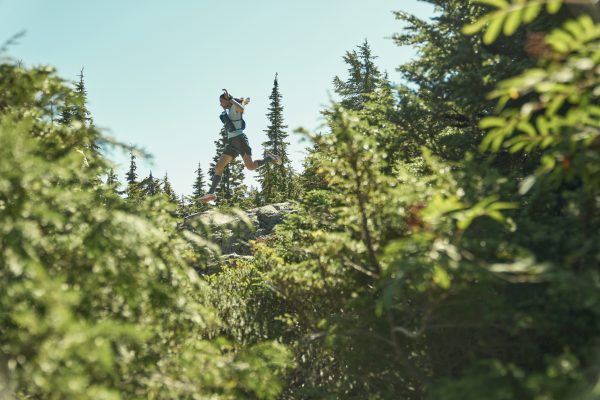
[220,89,233,108]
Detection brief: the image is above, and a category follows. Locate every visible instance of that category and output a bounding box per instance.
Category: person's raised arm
[232,97,250,113]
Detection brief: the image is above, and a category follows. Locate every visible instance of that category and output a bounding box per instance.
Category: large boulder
[184,202,295,257]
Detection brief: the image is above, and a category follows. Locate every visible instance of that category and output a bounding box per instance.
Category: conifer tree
[192,162,207,198]
[258,73,291,204]
[125,152,142,201]
[299,136,328,193]
[189,163,210,213]
[141,171,160,197]
[73,68,93,126]
[161,172,178,203]
[392,1,538,161]
[57,106,73,125]
[57,68,92,127]
[105,168,122,194]
[72,68,102,184]
[126,152,138,185]
[209,127,246,205]
[177,194,189,218]
[332,39,383,111]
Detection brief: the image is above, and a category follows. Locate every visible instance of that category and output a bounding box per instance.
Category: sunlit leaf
[474,0,510,8]
[546,0,562,15]
[462,16,491,35]
[504,7,523,36]
[523,3,542,23]
[519,175,536,194]
[484,13,506,44]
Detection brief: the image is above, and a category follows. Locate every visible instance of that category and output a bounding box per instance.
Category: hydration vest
[219,111,245,133]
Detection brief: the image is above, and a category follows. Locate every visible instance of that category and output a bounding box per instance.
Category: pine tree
[105,168,122,194]
[125,152,142,201]
[328,41,399,169]
[299,135,328,193]
[141,171,160,197]
[192,162,207,198]
[189,163,210,213]
[57,104,73,125]
[177,194,189,218]
[57,68,92,127]
[332,39,383,111]
[209,127,246,205]
[126,152,138,184]
[258,73,291,204]
[161,172,178,203]
[73,68,93,126]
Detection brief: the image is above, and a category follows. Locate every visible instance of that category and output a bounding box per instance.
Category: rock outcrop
[184,202,295,259]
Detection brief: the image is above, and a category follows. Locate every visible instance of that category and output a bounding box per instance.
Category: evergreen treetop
[126,152,138,184]
[259,73,292,204]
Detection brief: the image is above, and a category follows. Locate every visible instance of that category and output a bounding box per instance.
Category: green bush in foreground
[0,63,291,399]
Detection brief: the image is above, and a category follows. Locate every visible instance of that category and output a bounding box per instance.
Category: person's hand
[243,97,250,105]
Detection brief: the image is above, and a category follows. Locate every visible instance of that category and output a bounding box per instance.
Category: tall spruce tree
[209,127,246,205]
[258,73,291,204]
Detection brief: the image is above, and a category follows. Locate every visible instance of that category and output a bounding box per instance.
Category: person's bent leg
[244,153,282,171]
[242,154,259,170]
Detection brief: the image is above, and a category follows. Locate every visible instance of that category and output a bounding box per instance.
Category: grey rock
[185,202,295,257]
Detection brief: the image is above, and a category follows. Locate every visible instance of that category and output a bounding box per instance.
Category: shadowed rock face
[184,202,295,258]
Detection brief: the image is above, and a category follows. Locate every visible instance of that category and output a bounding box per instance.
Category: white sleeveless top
[227,99,245,138]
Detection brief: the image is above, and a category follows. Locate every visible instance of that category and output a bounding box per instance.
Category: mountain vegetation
[1,1,599,398]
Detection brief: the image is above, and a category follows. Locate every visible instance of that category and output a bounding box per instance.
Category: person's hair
[220,89,232,101]
[220,89,244,104]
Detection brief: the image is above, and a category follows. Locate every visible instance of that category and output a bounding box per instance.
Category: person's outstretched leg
[199,154,233,202]
[242,151,282,171]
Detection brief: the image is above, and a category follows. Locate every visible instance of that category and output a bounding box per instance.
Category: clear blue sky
[0,0,434,196]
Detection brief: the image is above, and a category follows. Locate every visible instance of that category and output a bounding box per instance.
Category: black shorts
[223,134,252,158]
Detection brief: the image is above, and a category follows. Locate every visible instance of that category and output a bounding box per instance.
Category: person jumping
[199,89,282,203]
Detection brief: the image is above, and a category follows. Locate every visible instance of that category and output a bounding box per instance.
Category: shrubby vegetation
[0,62,291,399]
[208,1,600,398]
[2,0,600,398]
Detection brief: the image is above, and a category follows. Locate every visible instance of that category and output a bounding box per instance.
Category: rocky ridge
[184,202,295,260]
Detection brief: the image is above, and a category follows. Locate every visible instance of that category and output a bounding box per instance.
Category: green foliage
[208,1,600,398]
[463,0,563,43]
[192,162,207,199]
[332,39,385,111]
[0,60,291,399]
[393,0,537,162]
[160,172,178,204]
[5,0,599,397]
[479,13,600,196]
